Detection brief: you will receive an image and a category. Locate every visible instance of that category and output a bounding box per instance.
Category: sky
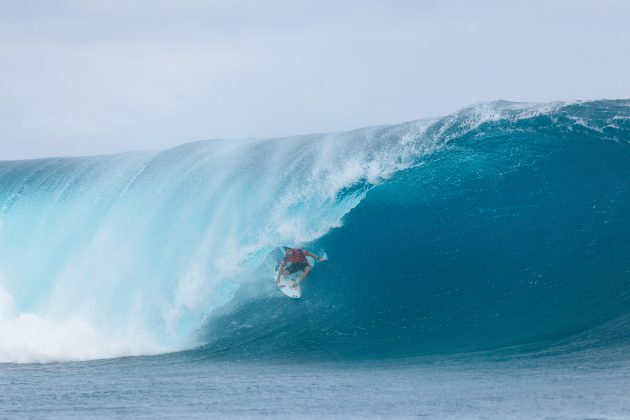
[1,0,629,160]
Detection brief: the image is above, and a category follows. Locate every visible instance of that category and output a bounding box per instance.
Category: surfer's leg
[297,265,311,283]
[276,269,290,285]
[277,269,290,282]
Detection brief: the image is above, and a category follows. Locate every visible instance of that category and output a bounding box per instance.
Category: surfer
[275,246,324,288]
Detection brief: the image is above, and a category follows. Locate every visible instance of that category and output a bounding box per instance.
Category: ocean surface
[1,100,629,418]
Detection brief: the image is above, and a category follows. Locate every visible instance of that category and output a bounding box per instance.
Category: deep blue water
[202,100,630,360]
[1,100,629,417]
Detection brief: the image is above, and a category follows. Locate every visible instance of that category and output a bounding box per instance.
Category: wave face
[1,100,629,363]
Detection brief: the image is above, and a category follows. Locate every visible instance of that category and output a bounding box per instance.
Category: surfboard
[276,274,302,299]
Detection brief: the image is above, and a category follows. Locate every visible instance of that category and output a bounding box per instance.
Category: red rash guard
[282,248,309,265]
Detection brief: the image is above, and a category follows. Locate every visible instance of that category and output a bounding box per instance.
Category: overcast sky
[1,0,629,160]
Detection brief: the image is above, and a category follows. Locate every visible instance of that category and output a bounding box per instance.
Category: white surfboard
[276,274,301,299]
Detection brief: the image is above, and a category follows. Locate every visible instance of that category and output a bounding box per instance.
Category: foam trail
[0,285,162,363]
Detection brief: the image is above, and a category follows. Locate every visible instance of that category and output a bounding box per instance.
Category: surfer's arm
[305,251,323,261]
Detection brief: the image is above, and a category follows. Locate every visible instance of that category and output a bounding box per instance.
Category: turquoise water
[0,100,629,417]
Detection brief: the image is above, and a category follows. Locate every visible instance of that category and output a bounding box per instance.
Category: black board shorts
[286,262,309,274]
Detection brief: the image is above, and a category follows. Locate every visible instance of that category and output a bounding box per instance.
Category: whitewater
[0,112,438,362]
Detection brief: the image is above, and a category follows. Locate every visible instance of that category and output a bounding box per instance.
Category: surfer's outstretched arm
[305,251,324,261]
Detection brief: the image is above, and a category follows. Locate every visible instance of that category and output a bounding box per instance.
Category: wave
[0,100,628,363]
